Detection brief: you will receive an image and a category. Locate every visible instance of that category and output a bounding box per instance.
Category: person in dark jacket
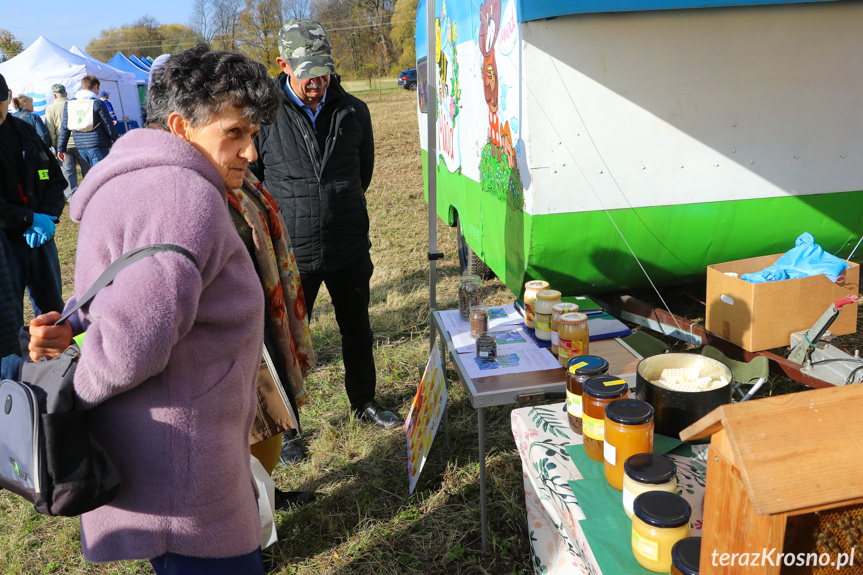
[251,20,401,447]
[57,75,119,167]
[11,95,52,148]
[0,74,67,325]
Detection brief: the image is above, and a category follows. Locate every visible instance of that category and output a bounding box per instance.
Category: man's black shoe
[273,488,316,510]
[279,434,304,465]
[355,400,402,429]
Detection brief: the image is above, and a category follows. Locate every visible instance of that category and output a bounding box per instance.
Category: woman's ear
[166,112,191,140]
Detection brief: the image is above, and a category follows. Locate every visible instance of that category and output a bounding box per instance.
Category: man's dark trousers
[7,238,65,324]
[300,253,376,410]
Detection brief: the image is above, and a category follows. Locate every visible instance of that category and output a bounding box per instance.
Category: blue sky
[4,0,193,54]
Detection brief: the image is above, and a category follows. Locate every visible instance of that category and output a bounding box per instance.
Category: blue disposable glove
[30,213,57,241]
[23,229,40,248]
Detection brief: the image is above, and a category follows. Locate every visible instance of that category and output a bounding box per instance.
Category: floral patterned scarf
[227,170,314,405]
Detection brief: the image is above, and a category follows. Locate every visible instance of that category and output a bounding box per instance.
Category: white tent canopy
[0,36,143,128]
[70,45,143,127]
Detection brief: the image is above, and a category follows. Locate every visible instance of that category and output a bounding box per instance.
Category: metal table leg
[478,405,487,550]
[439,327,450,451]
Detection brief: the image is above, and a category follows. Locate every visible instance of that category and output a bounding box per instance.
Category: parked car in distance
[398,68,417,90]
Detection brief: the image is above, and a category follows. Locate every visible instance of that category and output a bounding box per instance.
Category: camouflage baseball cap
[51,84,67,95]
[278,20,335,80]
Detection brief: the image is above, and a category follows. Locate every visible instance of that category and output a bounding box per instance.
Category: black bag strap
[56,244,198,326]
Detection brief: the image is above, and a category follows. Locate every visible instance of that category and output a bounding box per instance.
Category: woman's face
[180,106,259,190]
[24,100,33,112]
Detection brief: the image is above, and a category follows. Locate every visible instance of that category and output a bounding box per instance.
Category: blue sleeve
[57,102,70,153]
[95,101,119,142]
[34,115,51,148]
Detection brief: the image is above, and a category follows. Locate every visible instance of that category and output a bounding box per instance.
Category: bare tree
[285,0,312,20]
[212,0,245,51]
[190,0,217,44]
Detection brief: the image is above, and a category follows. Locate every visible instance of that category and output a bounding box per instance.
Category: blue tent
[129,55,151,70]
[107,53,150,83]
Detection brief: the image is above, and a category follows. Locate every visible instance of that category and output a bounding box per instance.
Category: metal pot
[635,353,733,442]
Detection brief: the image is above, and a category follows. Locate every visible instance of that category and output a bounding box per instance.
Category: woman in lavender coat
[28,47,281,573]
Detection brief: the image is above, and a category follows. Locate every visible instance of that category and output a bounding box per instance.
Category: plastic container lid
[605,398,654,425]
[560,312,588,325]
[624,453,677,485]
[633,491,692,528]
[567,355,609,376]
[671,537,702,575]
[537,289,562,300]
[525,280,550,291]
[582,375,629,399]
[552,302,579,313]
[460,274,481,283]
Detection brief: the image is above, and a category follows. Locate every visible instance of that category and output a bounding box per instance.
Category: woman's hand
[29,312,74,361]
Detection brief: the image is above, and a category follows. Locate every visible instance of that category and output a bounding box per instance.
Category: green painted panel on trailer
[422,151,863,294]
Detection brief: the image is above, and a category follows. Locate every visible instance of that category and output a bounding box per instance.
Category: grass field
[0,88,534,574]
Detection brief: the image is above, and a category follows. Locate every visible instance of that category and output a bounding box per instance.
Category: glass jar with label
[534,289,562,342]
[475,331,497,359]
[622,453,678,519]
[565,355,609,435]
[603,398,654,490]
[670,537,701,575]
[551,302,579,355]
[631,491,691,573]
[557,312,589,367]
[458,274,483,321]
[581,376,629,462]
[469,306,488,339]
[523,280,549,329]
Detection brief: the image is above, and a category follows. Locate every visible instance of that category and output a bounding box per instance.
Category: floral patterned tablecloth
[511,402,708,575]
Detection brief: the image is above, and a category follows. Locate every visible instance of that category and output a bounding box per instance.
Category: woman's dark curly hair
[147,45,280,129]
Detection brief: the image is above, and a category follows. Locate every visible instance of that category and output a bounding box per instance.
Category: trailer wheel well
[455,213,493,280]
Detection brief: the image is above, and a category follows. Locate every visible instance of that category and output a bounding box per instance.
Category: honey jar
[581,376,629,462]
[557,312,589,367]
[551,302,579,355]
[565,355,609,435]
[623,453,678,519]
[603,398,654,490]
[523,280,549,329]
[475,332,497,359]
[534,289,562,342]
[469,306,488,339]
[670,537,701,575]
[631,491,691,573]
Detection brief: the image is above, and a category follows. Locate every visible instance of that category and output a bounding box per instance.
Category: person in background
[27,47,282,573]
[0,74,66,326]
[57,75,119,167]
[11,94,51,148]
[251,21,401,462]
[45,84,90,199]
[100,90,117,124]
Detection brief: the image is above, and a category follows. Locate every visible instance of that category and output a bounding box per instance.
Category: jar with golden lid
[603,398,654,490]
[458,275,482,321]
[534,289,561,342]
[622,453,678,519]
[581,376,629,462]
[631,491,691,573]
[523,280,549,329]
[557,312,589,367]
[565,355,608,435]
[551,302,579,355]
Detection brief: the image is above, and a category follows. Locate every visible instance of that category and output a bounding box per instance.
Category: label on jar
[604,440,617,465]
[583,414,604,440]
[622,484,637,515]
[566,391,582,417]
[632,530,659,562]
[478,350,493,358]
[558,338,573,360]
[551,331,559,346]
[526,303,535,323]
[572,339,583,355]
[536,313,551,331]
[603,379,627,387]
[568,361,588,374]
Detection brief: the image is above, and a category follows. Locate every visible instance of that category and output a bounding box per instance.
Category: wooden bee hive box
[680,384,863,574]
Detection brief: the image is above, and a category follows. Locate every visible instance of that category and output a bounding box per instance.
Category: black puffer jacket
[251,74,374,274]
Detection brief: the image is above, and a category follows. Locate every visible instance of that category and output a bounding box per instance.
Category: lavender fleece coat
[64,128,265,562]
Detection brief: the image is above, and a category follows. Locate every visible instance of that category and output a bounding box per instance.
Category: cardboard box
[705,254,859,352]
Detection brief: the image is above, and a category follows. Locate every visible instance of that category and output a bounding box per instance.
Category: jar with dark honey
[581,375,629,462]
[469,306,488,339]
[565,355,609,435]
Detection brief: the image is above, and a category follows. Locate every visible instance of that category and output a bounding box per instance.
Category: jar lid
[624,453,677,484]
[567,355,609,376]
[537,289,562,300]
[633,491,691,528]
[582,375,629,399]
[552,302,579,313]
[560,312,588,325]
[461,274,481,283]
[671,537,702,575]
[525,280,550,291]
[605,398,654,425]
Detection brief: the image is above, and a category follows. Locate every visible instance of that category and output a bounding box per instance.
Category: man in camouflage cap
[252,20,401,465]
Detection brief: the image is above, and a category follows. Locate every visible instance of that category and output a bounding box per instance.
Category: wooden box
[680,385,863,574]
